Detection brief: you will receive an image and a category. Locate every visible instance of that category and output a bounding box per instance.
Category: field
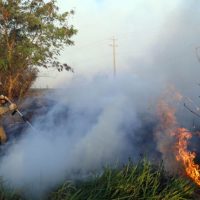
[0,90,198,200]
[0,159,197,200]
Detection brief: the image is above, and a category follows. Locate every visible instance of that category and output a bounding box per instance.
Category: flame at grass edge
[176,128,200,186]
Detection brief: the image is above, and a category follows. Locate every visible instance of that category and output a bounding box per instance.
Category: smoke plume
[0,74,162,197]
[0,0,200,198]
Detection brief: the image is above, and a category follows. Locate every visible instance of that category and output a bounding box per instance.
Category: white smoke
[1,0,200,198]
[0,73,162,197]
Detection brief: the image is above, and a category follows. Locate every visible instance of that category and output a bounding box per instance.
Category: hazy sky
[35,0,199,88]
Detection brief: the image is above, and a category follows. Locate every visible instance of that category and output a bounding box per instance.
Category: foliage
[0,0,77,99]
[0,178,24,200]
[49,159,196,200]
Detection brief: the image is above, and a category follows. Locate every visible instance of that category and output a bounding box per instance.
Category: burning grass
[176,128,200,187]
[156,95,200,189]
[49,159,195,200]
[1,90,200,199]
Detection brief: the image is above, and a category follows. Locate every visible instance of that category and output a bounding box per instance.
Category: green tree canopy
[0,0,77,99]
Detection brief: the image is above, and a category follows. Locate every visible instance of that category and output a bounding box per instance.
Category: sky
[34,0,200,88]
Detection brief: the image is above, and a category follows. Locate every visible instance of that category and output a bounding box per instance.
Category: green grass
[0,178,23,200]
[0,159,197,200]
[48,159,196,200]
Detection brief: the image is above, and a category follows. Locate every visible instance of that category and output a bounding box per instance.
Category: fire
[157,91,200,186]
[176,128,200,186]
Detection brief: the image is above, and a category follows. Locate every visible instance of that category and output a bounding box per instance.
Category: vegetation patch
[49,159,196,200]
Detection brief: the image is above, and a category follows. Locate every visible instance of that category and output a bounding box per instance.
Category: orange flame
[157,90,200,186]
[176,128,200,186]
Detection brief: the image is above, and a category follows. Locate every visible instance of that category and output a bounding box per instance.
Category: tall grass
[49,159,195,200]
[0,178,23,200]
[0,159,196,199]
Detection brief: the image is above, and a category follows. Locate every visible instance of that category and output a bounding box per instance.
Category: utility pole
[110,37,118,76]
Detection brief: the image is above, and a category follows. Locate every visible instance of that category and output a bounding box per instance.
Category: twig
[184,103,200,118]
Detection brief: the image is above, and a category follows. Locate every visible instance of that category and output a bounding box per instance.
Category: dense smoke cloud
[0,74,162,197]
[0,0,200,198]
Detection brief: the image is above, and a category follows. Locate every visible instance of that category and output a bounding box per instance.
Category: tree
[0,0,77,99]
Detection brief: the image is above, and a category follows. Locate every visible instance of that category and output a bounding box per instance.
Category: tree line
[0,0,77,99]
